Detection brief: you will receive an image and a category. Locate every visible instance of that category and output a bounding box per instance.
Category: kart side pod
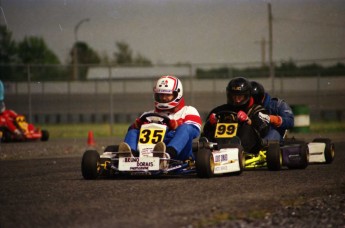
[280,142,309,169]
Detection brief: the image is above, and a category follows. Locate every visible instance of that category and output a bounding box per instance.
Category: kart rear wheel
[286,142,309,169]
[81,150,100,180]
[41,130,49,141]
[196,147,214,178]
[266,141,282,171]
[1,129,11,142]
[312,138,335,164]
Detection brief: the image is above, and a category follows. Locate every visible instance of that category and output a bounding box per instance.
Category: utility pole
[268,2,275,94]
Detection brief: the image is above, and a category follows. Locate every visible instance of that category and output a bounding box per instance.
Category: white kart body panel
[100,152,115,159]
[118,157,160,171]
[212,148,241,174]
[308,142,326,163]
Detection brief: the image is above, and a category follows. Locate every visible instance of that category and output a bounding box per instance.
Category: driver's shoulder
[249,104,268,115]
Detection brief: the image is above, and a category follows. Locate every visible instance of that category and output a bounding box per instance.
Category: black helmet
[250,81,265,104]
[226,77,252,106]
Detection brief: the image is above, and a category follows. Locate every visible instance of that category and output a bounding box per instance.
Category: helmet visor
[154,92,177,103]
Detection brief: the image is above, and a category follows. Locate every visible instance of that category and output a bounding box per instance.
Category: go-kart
[202,111,309,171]
[81,113,242,179]
[0,115,49,142]
[249,136,309,170]
[196,113,245,178]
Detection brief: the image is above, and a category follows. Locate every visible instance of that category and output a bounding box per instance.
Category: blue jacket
[0,80,4,101]
[263,93,294,137]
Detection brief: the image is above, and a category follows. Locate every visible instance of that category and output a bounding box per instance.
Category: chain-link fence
[2,61,345,125]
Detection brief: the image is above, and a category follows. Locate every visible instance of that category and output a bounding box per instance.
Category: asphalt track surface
[0,133,344,227]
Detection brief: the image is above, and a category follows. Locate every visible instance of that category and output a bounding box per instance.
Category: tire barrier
[291,105,310,133]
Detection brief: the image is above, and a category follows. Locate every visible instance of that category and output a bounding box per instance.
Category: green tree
[0,25,18,81]
[70,41,101,80]
[18,36,60,64]
[73,42,100,65]
[113,41,152,66]
[113,41,133,65]
[17,36,64,81]
[134,53,152,66]
[276,59,298,77]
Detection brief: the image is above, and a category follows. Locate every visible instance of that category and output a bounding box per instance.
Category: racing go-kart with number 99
[202,111,309,171]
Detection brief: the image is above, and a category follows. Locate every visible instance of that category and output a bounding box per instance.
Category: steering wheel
[139,112,171,126]
[215,110,238,123]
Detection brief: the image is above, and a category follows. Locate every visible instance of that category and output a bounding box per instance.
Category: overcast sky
[1,0,344,65]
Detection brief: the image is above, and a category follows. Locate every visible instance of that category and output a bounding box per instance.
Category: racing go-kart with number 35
[81,113,243,179]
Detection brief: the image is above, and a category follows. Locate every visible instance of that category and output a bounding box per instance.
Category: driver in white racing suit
[119,75,202,161]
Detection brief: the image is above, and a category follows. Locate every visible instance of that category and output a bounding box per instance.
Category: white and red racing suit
[124,104,202,161]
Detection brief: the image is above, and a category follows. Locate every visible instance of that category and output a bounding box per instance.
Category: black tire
[0,129,12,143]
[196,147,214,178]
[81,150,100,180]
[266,141,282,171]
[41,130,49,141]
[313,138,335,164]
[287,142,309,169]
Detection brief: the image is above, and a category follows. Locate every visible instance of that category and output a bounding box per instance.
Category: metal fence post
[108,66,114,135]
[27,64,32,123]
[189,64,194,106]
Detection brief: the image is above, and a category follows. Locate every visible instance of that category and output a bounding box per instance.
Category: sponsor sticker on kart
[215,123,238,138]
[213,148,240,174]
[118,157,160,171]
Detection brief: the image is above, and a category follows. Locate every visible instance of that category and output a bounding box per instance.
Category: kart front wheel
[81,150,100,180]
[196,147,214,178]
[313,138,335,164]
[266,141,282,171]
[41,130,49,141]
[0,129,11,142]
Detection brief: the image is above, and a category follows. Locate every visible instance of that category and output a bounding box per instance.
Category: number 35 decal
[215,123,238,138]
[139,129,166,144]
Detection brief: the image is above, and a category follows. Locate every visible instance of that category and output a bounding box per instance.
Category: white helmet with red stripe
[153,75,183,110]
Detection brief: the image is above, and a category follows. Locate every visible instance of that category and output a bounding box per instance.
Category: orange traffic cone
[87,130,96,146]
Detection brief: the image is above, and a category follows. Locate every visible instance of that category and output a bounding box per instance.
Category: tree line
[1,25,344,82]
[0,25,152,81]
[196,60,345,79]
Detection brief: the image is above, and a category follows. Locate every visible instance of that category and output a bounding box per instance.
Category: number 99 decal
[214,123,238,138]
[139,129,166,144]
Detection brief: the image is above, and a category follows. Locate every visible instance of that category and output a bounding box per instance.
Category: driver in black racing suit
[202,77,270,154]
